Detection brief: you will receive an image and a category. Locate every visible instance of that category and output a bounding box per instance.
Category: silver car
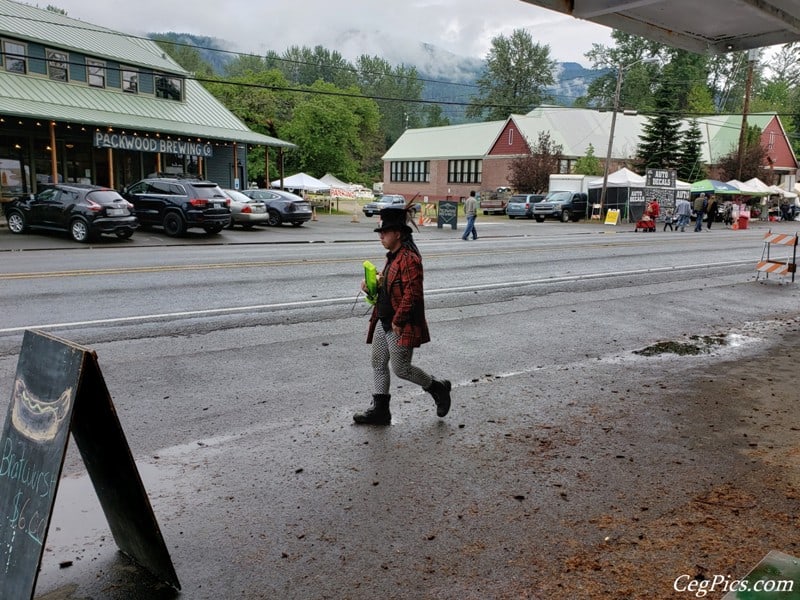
[506,194,545,219]
[222,189,269,229]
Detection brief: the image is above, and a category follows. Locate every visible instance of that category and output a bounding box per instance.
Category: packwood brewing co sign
[93,132,214,157]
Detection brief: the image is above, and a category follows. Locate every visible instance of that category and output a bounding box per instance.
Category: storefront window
[62,141,92,184]
[33,140,59,186]
[0,137,30,197]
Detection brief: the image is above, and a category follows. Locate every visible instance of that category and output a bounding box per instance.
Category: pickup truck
[479,189,511,215]
[362,194,420,217]
[532,191,588,222]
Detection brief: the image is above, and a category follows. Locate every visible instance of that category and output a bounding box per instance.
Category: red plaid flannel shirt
[366,246,430,348]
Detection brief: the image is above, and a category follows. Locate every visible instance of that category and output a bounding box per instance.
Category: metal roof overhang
[0,74,295,149]
[0,96,295,148]
[519,0,800,54]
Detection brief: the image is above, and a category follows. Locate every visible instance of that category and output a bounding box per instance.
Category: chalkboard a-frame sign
[0,330,180,599]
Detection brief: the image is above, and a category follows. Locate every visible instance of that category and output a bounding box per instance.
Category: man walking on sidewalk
[462,190,478,241]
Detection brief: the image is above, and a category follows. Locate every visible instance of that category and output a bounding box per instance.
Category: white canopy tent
[320,173,372,199]
[728,179,768,196]
[587,167,645,188]
[271,172,330,193]
[743,177,773,194]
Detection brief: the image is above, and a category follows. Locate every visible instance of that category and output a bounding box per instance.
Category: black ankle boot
[425,378,452,417]
[353,394,391,425]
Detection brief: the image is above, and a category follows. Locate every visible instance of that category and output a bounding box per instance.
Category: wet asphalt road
[1,215,800,599]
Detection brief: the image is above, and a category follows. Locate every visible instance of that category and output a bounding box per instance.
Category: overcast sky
[51,0,614,67]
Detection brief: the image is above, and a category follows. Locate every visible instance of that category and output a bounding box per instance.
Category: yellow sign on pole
[604,209,620,225]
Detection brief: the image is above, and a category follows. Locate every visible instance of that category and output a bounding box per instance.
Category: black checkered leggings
[371,327,433,395]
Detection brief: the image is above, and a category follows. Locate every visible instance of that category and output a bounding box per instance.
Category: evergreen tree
[676,119,706,181]
[636,84,682,170]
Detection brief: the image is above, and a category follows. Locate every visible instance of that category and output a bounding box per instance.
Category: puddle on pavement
[36,460,180,587]
[36,433,240,592]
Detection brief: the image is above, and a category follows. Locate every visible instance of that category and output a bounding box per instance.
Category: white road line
[0,259,753,334]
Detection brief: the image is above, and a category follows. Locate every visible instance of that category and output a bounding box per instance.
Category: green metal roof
[382,120,505,160]
[0,0,180,74]
[0,72,294,147]
[0,0,295,148]
[384,106,781,167]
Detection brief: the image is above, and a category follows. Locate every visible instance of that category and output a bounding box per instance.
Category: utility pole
[736,49,758,181]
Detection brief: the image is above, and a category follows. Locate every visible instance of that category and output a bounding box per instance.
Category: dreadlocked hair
[401,199,421,256]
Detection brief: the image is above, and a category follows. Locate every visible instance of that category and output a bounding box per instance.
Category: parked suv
[122,177,231,236]
[532,191,588,222]
[3,183,138,242]
[506,194,545,219]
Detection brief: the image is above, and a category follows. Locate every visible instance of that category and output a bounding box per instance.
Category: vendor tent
[320,173,355,190]
[690,179,740,195]
[271,172,330,192]
[587,168,648,221]
[727,179,769,196]
[587,167,644,188]
[743,177,774,194]
[769,184,797,199]
[320,173,367,198]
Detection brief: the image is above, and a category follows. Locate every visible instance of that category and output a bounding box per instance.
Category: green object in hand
[363,260,378,305]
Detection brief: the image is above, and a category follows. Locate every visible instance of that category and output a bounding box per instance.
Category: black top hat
[374,207,413,234]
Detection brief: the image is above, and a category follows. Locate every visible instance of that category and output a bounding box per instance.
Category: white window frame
[3,40,27,74]
[122,68,138,93]
[46,49,69,82]
[87,58,106,88]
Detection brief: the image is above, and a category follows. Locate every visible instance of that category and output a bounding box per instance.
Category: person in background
[693,193,708,232]
[353,206,452,426]
[706,195,719,229]
[674,196,692,232]
[462,190,478,241]
[663,207,675,231]
[645,198,660,223]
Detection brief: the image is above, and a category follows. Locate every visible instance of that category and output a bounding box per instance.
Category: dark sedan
[240,189,313,226]
[3,184,138,242]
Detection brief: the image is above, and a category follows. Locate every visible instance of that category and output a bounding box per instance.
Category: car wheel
[535,216,545,223]
[70,218,90,243]
[364,211,373,217]
[204,224,224,234]
[115,229,133,240]
[508,215,515,219]
[483,210,489,215]
[267,210,282,226]
[163,212,186,237]
[560,210,570,223]
[6,210,27,234]
[242,223,255,230]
